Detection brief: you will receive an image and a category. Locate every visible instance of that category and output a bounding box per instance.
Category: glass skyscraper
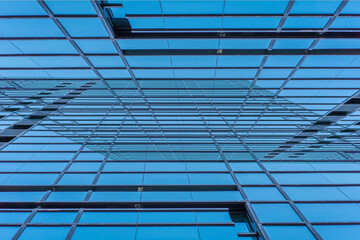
[0,0,360,239]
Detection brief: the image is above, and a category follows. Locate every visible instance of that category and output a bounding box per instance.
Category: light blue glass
[60,19,107,37]
[72,227,136,240]
[273,173,330,184]
[291,0,341,14]
[187,162,227,171]
[297,203,360,222]
[253,204,302,222]
[58,174,96,185]
[121,0,162,14]
[169,39,219,49]
[75,40,117,53]
[332,17,360,29]
[189,173,234,185]
[0,192,45,202]
[90,192,141,201]
[224,0,288,14]
[80,212,138,223]
[264,226,316,240]
[136,226,199,240]
[165,18,222,29]
[0,212,29,223]
[171,56,217,67]
[68,162,101,172]
[129,18,165,29]
[230,163,263,173]
[1,173,57,185]
[0,19,64,37]
[19,227,70,240]
[215,69,257,78]
[316,39,360,49]
[104,162,145,172]
[141,191,192,202]
[244,187,285,201]
[199,226,237,240]
[220,39,271,49]
[138,212,195,223]
[265,56,302,67]
[217,56,263,67]
[0,1,46,15]
[283,17,329,29]
[31,212,76,223]
[273,39,314,49]
[284,186,349,201]
[145,162,185,172]
[45,0,96,15]
[315,225,360,240]
[342,0,360,13]
[47,192,87,202]
[97,173,143,185]
[196,212,232,223]
[117,40,169,50]
[126,56,172,67]
[236,173,272,184]
[0,227,19,240]
[192,191,243,201]
[144,173,189,185]
[223,18,280,29]
[161,0,223,14]
[99,69,131,78]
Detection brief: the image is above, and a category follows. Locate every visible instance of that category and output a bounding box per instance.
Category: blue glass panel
[224,0,288,14]
[189,173,234,185]
[75,40,117,53]
[316,39,360,49]
[141,191,192,202]
[19,227,70,240]
[284,187,348,201]
[80,212,138,223]
[45,0,96,14]
[0,19,64,37]
[68,162,101,172]
[138,212,195,223]
[315,225,360,240]
[129,18,165,29]
[273,39,314,49]
[253,204,302,222]
[90,192,141,201]
[196,212,232,222]
[223,18,281,29]
[283,17,329,29]
[126,56,172,67]
[58,174,96,185]
[0,212,29,223]
[297,203,360,222]
[220,39,271,49]
[165,18,222,29]
[97,173,143,185]
[99,70,131,78]
[199,226,237,240]
[0,41,23,54]
[171,56,217,67]
[161,0,223,14]
[192,191,243,201]
[88,56,125,67]
[259,69,293,78]
[60,19,107,37]
[0,227,19,240]
[169,39,219,49]
[331,17,360,28]
[0,192,45,202]
[0,1,46,15]
[215,69,257,78]
[264,226,316,240]
[121,0,162,14]
[265,56,302,67]
[72,227,136,240]
[342,0,360,13]
[236,173,272,184]
[291,0,341,14]
[144,173,189,185]
[217,56,263,67]
[31,212,76,223]
[47,192,87,202]
[117,40,169,50]
[136,226,199,240]
[244,187,285,201]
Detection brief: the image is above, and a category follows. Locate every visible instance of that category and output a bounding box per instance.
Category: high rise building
[0,0,359,239]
